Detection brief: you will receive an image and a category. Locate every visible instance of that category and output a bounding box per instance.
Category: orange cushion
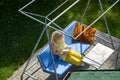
[72,22,96,44]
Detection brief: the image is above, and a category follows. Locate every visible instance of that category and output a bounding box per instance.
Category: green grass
[0,0,120,80]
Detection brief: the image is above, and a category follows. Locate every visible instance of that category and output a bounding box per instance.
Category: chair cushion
[72,22,96,44]
[46,60,72,76]
[38,47,59,68]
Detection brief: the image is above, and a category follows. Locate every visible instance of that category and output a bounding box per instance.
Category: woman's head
[51,31,64,43]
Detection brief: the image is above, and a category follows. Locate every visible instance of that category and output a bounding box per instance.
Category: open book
[63,45,72,52]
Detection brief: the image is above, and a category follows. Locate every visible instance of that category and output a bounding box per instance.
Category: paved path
[8,30,120,80]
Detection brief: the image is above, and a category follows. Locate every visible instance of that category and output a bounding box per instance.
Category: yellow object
[65,50,83,66]
[55,38,65,52]
[53,38,67,61]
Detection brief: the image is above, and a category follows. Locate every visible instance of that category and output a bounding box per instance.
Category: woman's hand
[65,45,71,50]
[63,49,69,54]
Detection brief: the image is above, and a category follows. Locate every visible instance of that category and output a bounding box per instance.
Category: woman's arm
[51,42,64,55]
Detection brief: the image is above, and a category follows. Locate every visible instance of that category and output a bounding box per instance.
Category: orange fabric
[72,22,96,44]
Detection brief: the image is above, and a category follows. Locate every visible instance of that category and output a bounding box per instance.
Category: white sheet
[83,43,114,68]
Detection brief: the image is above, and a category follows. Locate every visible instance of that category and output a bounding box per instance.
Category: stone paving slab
[8,30,120,80]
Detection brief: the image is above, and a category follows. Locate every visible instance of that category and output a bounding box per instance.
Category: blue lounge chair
[37,21,91,76]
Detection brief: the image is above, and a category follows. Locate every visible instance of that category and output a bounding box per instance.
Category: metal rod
[83,60,99,69]
[46,17,73,38]
[116,43,120,69]
[25,66,41,80]
[83,56,101,69]
[80,0,90,23]
[22,11,72,38]
[18,0,35,11]
[49,23,73,38]
[95,35,112,44]
[24,72,38,80]
[84,56,101,65]
[21,11,72,38]
[79,0,90,55]
[46,0,69,17]
[21,25,46,80]
[46,0,80,27]
[26,60,38,71]
[23,11,45,18]
[98,0,115,49]
[74,0,119,40]
[45,19,59,80]
[20,11,45,25]
[47,19,74,38]
[46,17,64,30]
[23,11,64,32]
[21,11,69,37]
[30,28,46,58]
[20,11,73,39]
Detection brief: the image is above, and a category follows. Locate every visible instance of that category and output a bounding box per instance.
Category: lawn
[0,0,120,80]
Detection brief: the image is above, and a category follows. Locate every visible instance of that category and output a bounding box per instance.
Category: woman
[51,30,84,66]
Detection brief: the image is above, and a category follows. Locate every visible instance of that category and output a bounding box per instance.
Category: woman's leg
[65,55,82,66]
[68,50,83,59]
[65,51,82,66]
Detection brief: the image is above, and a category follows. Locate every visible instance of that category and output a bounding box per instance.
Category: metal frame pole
[116,43,120,69]
[46,0,69,17]
[46,0,80,27]
[78,0,90,54]
[80,0,90,23]
[18,0,35,11]
[19,11,45,25]
[95,34,112,44]
[98,0,115,49]
[22,11,45,18]
[21,11,73,38]
[21,26,46,80]
[45,19,59,80]
[20,11,73,39]
[83,56,101,69]
[24,72,37,80]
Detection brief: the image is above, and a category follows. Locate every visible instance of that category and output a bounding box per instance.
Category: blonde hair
[51,31,63,43]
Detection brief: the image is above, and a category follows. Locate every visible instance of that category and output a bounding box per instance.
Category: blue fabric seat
[37,47,72,76]
[37,21,91,76]
[64,21,91,54]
